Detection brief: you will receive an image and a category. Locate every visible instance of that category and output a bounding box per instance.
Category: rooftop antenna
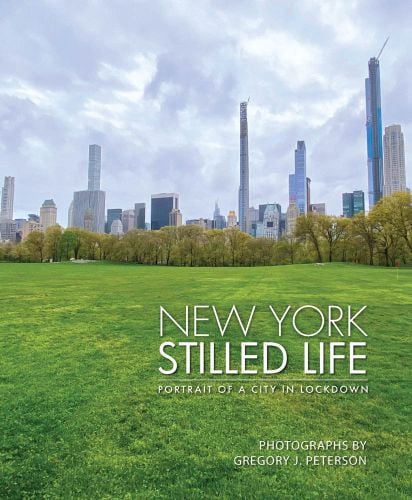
[247,96,250,103]
[376,36,389,60]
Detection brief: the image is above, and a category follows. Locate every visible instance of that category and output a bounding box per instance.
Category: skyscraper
[383,124,407,195]
[342,191,365,218]
[88,144,101,191]
[306,177,311,213]
[106,208,122,234]
[71,145,106,233]
[289,141,307,214]
[239,101,249,232]
[286,202,299,236]
[122,209,135,233]
[169,208,182,227]
[213,202,226,229]
[0,176,15,221]
[151,193,179,230]
[227,210,237,228]
[256,204,281,240]
[134,203,146,229]
[40,199,57,229]
[72,191,105,232]
[365,57,384,208]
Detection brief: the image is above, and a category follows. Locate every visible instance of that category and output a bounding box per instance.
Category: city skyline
[0,1,411,223]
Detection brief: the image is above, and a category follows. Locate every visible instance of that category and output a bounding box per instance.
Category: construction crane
[377,36,389,60]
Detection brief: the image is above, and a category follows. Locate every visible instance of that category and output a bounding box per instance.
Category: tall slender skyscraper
[239,101,249,232]
[72,145,106,232]
[289,141,307,214]
[383,124,406,195]
[365,57,384,208]
[88,144,101,191]
[0,176,15,221]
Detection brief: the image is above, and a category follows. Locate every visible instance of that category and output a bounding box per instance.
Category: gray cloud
[0,0,410,223]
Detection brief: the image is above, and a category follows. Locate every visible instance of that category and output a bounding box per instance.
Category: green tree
[295,214,323,262]
[45,225,63,262]
[24,230,45,262]
[317,216,349,263]
[351,213,377,265]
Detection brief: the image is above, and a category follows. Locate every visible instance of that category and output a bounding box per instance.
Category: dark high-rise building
[151,193,179,230]
[365,57,384,208]
[342,191,365,218]
[106,208,122,233]
[289,141,307,214]
[353,190,365,215]
[258,204,268,222]
[239,101,249,232]
[134,203,146,229]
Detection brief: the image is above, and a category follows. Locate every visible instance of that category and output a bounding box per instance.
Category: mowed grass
[0,262,411,499]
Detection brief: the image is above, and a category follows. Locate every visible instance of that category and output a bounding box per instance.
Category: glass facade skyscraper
[134,203,146,229]
[365,57,384,208]
[106,208,122,233]
[289,141,307,214]
[239,101,249,232]
[151,193,179,230]
[342,190,365,218]
[88,144,102,191]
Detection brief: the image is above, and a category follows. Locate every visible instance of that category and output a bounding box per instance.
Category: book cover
[0,1,411,498]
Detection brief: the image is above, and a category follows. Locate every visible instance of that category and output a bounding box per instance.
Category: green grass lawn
[0,262,411,499]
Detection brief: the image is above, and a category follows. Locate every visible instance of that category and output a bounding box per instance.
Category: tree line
[1,192,410,267]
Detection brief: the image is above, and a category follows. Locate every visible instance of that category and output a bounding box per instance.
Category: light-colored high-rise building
[384,124,406,196]
[72,190,105,233]
[88,144,101,191]
[40,199,57,230]
[169,208,182,227]
[309,203,326,215]
[227,210,237,228]
[67,200,74,227]
[286,202,299,236]
[110,219,123,236]
[239,101,249,232]
[22,220,42,241]
[186,218,213,229]
[0,220,16,242]
[1,176,15,221]
[72,145,106,233]
[256,204,281,240]
[213,202,226,229]
[122,209,135,233]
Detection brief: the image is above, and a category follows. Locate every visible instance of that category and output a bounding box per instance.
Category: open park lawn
[0,262,411,498]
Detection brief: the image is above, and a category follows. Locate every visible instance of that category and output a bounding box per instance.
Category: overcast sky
[1,0,411,224]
